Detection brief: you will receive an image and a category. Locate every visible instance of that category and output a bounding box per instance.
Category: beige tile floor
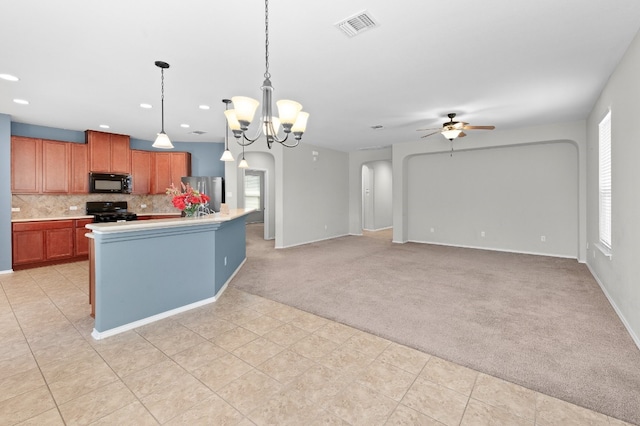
[0,261,634,425]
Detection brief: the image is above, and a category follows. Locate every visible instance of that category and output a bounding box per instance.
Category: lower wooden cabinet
[74,219,94,257]
[12,219,93,270]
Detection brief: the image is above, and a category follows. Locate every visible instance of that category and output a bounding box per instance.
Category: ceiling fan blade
[462,125,495,130]
[416,127,441,131]
[420,131,442,138]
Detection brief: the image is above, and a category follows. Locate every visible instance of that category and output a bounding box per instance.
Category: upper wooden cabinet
[86,130,131,174]
[11,137,75,194]
[151,152,191,194]
[70,143,89,193]
[42,140,70,193]
[130,150,152,194]
[11,136,42,193]
[11,132,192,195]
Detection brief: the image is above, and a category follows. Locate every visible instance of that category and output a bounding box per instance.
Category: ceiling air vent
[335,10,378,37]
[189,130,207,135]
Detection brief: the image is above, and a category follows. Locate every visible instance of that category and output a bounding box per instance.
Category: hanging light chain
[264,0,270,80]
[160,67,165,132]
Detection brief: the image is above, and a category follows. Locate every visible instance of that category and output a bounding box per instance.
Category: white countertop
[86,208,254,234]
[11,212,181,223]
[12,215,94,222]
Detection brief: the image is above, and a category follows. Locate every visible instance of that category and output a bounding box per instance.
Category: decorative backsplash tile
[11,194,177,220]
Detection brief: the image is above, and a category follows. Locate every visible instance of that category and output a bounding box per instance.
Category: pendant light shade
[152,61,173,149]
[238,140,249,169]
[220,150,235,161]
[220,99,235,162]
[153,132,173,149]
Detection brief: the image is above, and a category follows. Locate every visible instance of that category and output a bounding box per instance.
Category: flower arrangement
[166,182,210,217]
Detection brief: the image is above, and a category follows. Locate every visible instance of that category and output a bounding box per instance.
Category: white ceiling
[1,0,640,152]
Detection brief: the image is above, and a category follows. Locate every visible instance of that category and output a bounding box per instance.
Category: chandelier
[224,0,309,149]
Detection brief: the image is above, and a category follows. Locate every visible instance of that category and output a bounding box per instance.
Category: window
[599,110,612,250]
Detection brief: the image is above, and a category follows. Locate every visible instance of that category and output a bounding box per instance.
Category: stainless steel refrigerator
[181,176,225,212]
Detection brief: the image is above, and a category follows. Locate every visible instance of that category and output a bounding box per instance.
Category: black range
[87,201,138,223]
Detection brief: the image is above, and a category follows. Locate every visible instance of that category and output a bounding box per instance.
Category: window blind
[599,110,612,249]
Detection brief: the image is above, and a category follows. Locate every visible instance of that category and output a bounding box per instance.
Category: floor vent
[335,10,378,37]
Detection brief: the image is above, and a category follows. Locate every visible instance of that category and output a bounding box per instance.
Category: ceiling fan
[418,113,495,141]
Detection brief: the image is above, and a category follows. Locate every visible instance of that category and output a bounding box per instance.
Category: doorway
[361,161,393,232]
[244,169,265,224]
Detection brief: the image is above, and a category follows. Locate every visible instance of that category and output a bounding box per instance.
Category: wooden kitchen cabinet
[171,152,191,188]
[12,229,45,265]
[12,220,77,269]
[45,226,74,260]
[151,151,191,194]
[11,136,42,193]
[70,143,89,193]
[42,140,70,193]
[86,130,131,174]
[11,137,76,194]
[130,150,152,194]
[74,218,94,256]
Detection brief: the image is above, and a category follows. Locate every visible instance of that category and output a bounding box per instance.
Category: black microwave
[89,172,132,194]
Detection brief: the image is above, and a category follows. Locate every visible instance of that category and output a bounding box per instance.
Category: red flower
[166,182,210,214]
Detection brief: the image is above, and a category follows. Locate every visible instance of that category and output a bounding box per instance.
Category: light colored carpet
[231,224,640,424]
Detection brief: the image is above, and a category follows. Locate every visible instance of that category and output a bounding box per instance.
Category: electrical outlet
[69,206,78,211]
[430,227,435,233]
[11,207,20,212]
[541,236,546,242]
[141,204,147,209]
[324,225,328,230]
[480,231,485,237]
[224,256,227,266]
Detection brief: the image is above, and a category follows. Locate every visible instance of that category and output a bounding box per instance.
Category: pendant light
[152,61,174,149]
[220,99,235,161]
[238,143,249,169]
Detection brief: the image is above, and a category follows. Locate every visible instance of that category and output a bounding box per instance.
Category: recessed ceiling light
[99,124,110,129]
[199,105,210,110]
[0,74,19,82]
[180,124,190,128]
[140,103,152,109]
[13,99,29,105]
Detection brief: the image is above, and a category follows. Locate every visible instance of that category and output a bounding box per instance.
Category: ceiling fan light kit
[418,112,495,141]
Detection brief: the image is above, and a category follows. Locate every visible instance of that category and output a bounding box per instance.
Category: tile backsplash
[11,194,177,220]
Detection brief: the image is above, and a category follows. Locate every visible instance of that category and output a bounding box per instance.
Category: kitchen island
[86,209,253,339]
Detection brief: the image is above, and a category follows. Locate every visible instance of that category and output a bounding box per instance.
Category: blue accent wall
[130,138,225,177]
[11,122,85,143]
[0,114,11,271]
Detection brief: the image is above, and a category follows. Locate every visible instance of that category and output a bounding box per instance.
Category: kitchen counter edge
[86,209,254,234]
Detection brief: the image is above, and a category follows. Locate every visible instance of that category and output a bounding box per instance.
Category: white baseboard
[277,233,350,249]
[586,263,640,351]
[408,239,578,260]
[0,269,13,275]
